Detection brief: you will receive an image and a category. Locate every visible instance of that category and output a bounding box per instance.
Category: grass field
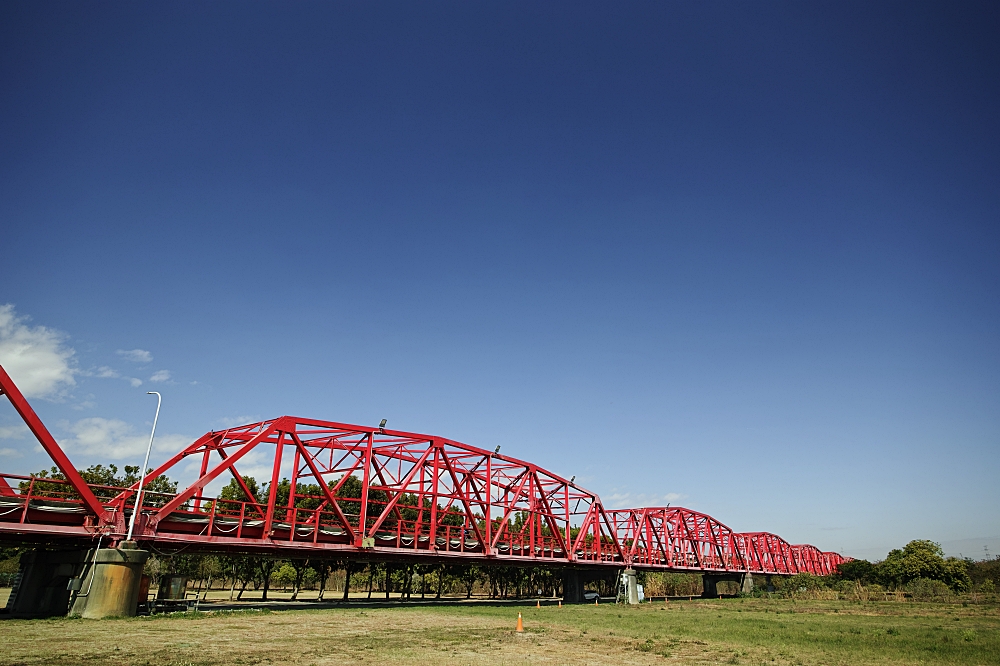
[1,597,998,665]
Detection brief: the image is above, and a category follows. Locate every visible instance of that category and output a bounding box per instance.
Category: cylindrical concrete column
[69,545,149,619]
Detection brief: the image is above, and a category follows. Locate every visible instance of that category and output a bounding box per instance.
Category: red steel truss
[0,365,848,575]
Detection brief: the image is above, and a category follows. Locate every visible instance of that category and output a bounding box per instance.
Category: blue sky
[1,2,997,561]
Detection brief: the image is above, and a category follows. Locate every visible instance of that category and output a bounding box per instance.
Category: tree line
[143,553,601,601]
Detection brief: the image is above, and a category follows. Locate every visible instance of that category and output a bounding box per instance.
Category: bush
[906,578,952,601]
[771,573,831,598]
[274,563,297,590]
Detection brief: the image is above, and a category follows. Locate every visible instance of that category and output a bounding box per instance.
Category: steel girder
[0,364,847,575]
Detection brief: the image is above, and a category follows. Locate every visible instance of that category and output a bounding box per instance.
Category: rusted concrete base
[68,546,149,619]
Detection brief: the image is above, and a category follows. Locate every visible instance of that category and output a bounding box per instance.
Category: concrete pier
[68,543,149,619]
[562,568,613,603]
[701,572,753,598]
[622,568,640,604]
[4,548,90,617]
[562,569,586,603]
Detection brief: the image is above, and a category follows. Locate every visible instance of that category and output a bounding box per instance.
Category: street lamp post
[126,391,161,542]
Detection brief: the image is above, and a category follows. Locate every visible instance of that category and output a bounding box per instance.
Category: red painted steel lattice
[0,364,848,574]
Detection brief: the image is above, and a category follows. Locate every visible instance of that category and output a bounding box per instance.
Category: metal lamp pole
[126,391,161,542]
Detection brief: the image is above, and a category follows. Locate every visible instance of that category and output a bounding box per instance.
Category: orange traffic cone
[516,612,524,633]
[595,597,599,606]
[536,599,540,608]
[558,600,562,608]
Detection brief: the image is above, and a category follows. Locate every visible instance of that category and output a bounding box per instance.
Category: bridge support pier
[562,569,586,603]
[622,568,640,604]
[562,568,613,603]
[4,548,90,617]
[68,542,149,619]
[701,573,751,598]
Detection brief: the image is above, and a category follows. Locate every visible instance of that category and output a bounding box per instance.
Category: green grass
[1,597,997,665]
[430,598,1000,664]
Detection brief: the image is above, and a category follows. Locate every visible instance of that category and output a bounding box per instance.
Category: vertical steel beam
[286,445,301,522]
[263,431,285,535]
[356,432,374,546]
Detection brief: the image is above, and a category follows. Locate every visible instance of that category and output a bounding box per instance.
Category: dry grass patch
[1,598,998,665]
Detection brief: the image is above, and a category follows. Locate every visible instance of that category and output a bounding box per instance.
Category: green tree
[220,554,259,600]
[341,560,365,601]
[274,562,297,591]
[287,558,314,599]
[333,474,392,527]
[968,555,1000,588]
[218,475,261,503]
[455,564,483,598]
[836,559,874,583]
[875,540,971,591]
[258,558,278,600]
[20,465,177,502]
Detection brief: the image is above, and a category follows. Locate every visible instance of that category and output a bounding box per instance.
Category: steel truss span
[0,365,847,575]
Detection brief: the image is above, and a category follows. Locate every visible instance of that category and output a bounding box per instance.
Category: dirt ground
[1,597,998,666]
[0,605,678,666]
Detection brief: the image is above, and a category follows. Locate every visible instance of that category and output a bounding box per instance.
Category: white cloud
[0,447,22,458]
[216,415,261,428]
[91,365,147,389]
[149,370,171,383]
[0,423,29,439]
[60,417,191,460]
[604,491,687,509]
[0,304,77,399]
[117,349,152,364]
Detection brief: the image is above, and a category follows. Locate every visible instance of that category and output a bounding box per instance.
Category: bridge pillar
[68,542,149,619]
[4,548,90,617]
[765,575,774,593]
[623,568,640,604]
[701,574,720,599]
[701,573,747,598]
[562,569,585,603]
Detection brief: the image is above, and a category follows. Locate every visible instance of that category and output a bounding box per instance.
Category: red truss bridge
[0,365,847,577]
